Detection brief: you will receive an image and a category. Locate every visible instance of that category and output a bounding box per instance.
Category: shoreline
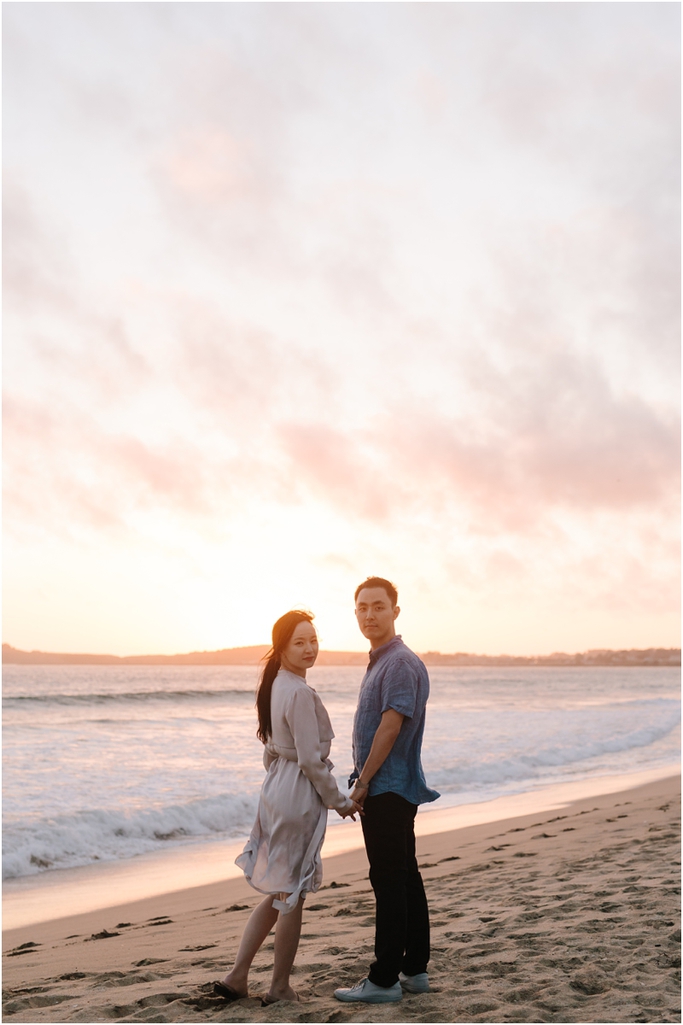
[4,764,678,932]
[2,773,680,1023]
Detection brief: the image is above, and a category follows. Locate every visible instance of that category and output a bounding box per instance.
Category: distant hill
[419,648,681,667]
[1,644,272,666]
[2,643,679,667]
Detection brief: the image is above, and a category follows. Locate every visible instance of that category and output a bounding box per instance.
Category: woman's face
[280,621,319,677]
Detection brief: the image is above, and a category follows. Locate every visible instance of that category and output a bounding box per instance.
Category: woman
[214,610,360,1004]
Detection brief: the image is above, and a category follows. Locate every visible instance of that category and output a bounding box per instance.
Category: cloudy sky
[4,2,680,656]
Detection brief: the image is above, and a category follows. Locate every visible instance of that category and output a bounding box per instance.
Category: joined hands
[339,799,364,820]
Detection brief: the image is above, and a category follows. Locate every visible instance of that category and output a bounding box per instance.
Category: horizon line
[2,642,680,667]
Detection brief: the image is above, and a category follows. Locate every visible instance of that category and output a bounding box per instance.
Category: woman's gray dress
[236,669,353,914]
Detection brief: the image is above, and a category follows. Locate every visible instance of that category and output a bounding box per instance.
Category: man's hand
[350,783,368,809]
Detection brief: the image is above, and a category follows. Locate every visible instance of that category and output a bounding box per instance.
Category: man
[334,577,439,1005]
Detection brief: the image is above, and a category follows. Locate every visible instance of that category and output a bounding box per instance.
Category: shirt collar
[368,634,403,667]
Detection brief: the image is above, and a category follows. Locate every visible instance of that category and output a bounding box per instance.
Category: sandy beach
[3,775,680,1024]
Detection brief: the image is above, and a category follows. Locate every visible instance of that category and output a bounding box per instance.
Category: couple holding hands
[214,576,439,1007]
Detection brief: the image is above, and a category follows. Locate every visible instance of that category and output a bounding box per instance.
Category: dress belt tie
[264,744,298,762]
[265,744,335,771]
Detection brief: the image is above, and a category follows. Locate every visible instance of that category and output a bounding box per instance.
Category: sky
[3,2,680,656]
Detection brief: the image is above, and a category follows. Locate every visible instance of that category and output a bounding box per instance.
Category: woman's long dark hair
[256,610,315,743]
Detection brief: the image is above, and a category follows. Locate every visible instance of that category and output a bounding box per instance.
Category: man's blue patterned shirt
[350,634,440,806]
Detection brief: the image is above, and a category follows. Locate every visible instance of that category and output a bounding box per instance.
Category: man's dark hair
[354,576,398,607]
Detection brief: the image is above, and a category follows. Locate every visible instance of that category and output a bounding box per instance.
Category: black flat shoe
[213,981,243,1002]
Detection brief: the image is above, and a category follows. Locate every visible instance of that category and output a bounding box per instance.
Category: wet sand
[3,775,680,1024]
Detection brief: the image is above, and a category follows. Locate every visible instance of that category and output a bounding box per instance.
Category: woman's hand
[338,800,363,820]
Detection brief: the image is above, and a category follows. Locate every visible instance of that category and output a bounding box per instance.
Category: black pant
[361,791,430,988]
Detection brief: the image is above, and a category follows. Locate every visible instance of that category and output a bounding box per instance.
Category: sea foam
[2,792,259,879]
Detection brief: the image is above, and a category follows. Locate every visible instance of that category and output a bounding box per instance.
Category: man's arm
[351,708,404,807]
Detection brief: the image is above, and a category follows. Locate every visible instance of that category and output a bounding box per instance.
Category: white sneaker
[333,978,402,1003]
[399,971,430,993]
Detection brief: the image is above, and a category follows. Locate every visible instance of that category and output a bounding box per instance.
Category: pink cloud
[271,345,679,535]
[162,129,260,205]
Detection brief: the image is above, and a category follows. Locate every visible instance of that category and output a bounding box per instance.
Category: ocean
[3,663,680,882]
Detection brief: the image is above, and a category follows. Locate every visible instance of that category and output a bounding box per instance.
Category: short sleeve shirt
[351,635,440,806]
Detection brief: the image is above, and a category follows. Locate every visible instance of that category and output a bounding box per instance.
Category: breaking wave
[3,793,259,880]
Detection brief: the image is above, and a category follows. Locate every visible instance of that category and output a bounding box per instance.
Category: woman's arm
[288,688,356,813]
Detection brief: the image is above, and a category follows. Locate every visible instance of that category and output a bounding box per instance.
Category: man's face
[355,587,400,649]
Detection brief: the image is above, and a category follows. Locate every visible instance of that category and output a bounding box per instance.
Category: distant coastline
[2,643,680,667]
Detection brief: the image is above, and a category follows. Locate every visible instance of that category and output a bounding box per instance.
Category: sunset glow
[3,3,680,656]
